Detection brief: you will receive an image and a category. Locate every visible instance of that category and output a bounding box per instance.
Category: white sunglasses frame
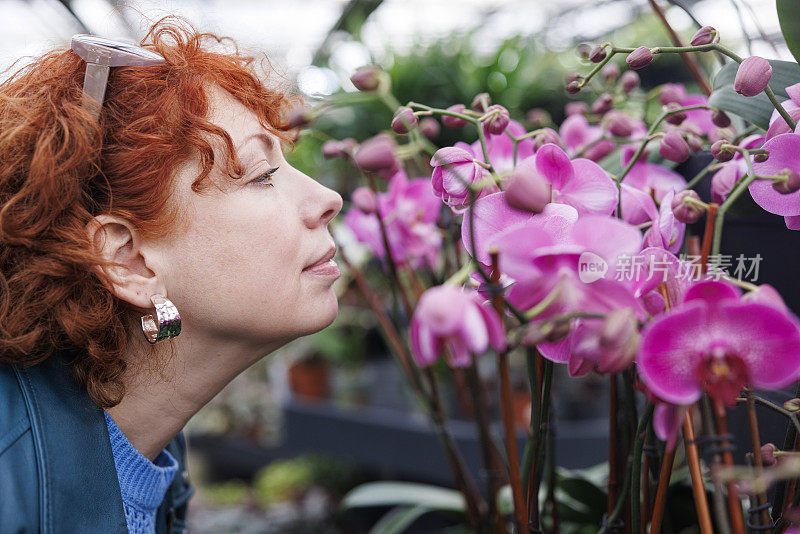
[70,34,165,119]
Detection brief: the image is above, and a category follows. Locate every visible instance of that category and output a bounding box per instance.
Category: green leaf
[341,482,466,513]
[709,59,800,129]
[778,0,800,65]
[368,506,432,534]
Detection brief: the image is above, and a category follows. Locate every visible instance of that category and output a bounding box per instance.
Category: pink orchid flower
[643,189,686,254]
[460,191,577,267]
[749,133,800,230]
[637,280,800,406]
[409,285,506,367]
[489,214,645,321]
[344,171,442,269]
[528,143,618,216]
[709,134,764,203]
[766,82,800,140]
[559,114,603,156]
[620,145,687,204]
[430,145,493,210]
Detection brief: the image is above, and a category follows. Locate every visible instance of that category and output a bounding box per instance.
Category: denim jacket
[0,348,194,533]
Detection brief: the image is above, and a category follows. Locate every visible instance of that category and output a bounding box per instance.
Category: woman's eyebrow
[236,132,280,162]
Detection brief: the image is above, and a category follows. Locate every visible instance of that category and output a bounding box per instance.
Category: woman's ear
[85,215,167,309]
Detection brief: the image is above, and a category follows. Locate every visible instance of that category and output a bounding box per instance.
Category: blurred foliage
[253,454,363,508]
[202,479,251,507]
[288,9,713,195]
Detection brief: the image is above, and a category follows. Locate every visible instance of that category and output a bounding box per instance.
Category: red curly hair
[0,16,298,407]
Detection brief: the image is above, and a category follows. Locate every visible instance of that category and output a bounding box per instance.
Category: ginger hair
[0,16,298,406]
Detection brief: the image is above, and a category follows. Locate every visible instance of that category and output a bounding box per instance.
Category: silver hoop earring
[141,294,181,344]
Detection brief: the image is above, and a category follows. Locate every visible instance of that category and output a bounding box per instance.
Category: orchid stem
[684,410,715,534]
[745,388,773,532]
[337,251,486,530]
[466,359,503,533]
[601,402,654,534]
[712,398,747,534]
[647,0,712,95]
[490,250,527,534]
[772,381,800,524]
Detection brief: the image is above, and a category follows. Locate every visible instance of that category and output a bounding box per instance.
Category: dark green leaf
[778,0,800,65]
[709,59,800,129]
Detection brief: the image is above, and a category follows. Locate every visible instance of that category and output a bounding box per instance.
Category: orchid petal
[535,144,574,190]
[637,301,708,405]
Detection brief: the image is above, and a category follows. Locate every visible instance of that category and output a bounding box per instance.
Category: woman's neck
[106,323,285,460]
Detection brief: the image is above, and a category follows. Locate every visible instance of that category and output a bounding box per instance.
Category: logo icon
[578,252,608,283]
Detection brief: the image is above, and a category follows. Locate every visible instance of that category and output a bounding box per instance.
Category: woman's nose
[301,175,343,228]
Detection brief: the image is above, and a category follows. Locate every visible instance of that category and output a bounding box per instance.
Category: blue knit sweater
[104,411,178,534]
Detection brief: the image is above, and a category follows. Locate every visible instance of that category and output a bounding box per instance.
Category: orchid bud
[322,140,344,159]
[471,92,491,112]
[526,108,551,126]
[690,26,717,47]
[753,151,769,163]
[505,166,551,213]
[671,189,704,223]
[443,106,469,129]
[621,70,640,93]
[584,140,616,162]
[606,111,635,137]
[760,443,779,467]
[350,65,382,91]
[565,102,588,116]
[712,109,732,128]
[287,106,312,128]
[602,63,620,83]
[353,134,398,174]
[591,93,614,115]
[589,45,607,63]
[659,130,690,163]
[391,106,418,134]
[351,186,377,214]
[659,83,687,105]
[626,46,653,70]
[419,117,440,139]
[772,169,800,194]
[442,104,468,128]
[532,128,561,151]
[664,103,687,125]
[483,104,510,135]
[710,140,735,162]
[686,134,704,153]
[734,56,772,97]
[566,81,581,94]
[577,43,592,59]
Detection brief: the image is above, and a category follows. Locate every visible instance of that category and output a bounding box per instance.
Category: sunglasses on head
[71,34,165,119]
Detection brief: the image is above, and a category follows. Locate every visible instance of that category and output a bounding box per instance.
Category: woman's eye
[253,166,279,187]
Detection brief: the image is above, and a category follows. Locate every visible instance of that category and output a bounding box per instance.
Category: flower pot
[288,357,330,401]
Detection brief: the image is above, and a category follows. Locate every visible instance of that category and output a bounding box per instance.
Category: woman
[0,17,343,534]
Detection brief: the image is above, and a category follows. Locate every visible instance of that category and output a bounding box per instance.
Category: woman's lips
[302,259,340,278]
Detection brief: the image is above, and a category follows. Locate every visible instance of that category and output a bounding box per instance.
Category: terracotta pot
[288,358,330,401]
[512,389,532,430]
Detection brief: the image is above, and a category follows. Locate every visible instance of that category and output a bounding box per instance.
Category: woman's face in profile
[150,84,343,348]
